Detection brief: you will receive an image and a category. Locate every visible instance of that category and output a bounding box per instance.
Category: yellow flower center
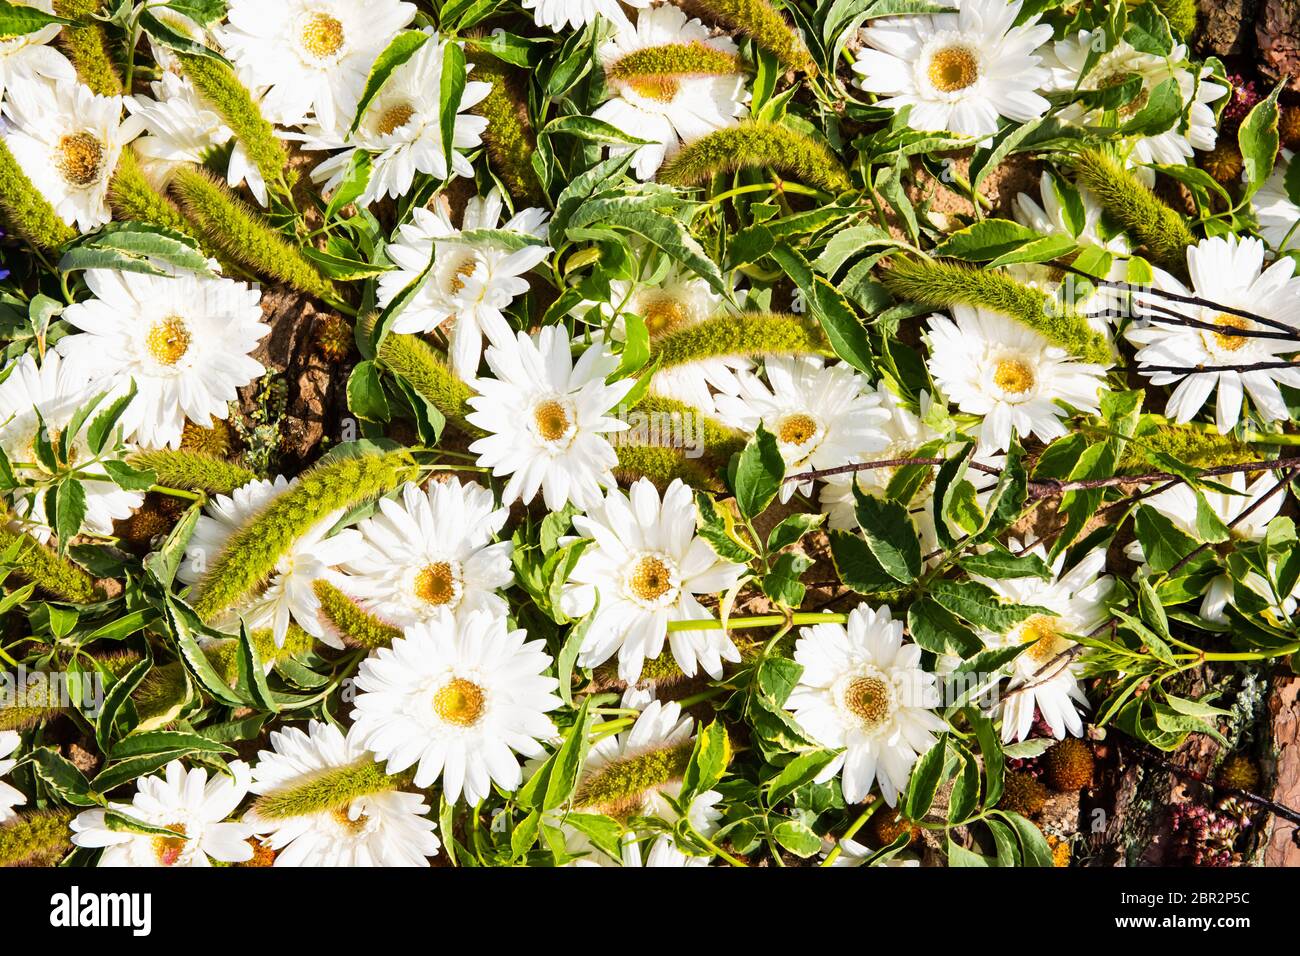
[626,553,675,603]
[433,677,486,726]
[533,399,573,443]
[300,11,344,59]
[1209,313,1250,353]
[446,256,478,295]
[146,316,191,366]
[56,131,106,187]
[626,75,680,102]
[152,823,188,866]
[330,807,369,834]
[376,102,415,136]
[640,296,689,337]
[777,412,819,446]
[928,46,979,93]
[993,358,1034,395]
[844,675,892,729]
[1019,615,1067,662]
[413,561,458,606]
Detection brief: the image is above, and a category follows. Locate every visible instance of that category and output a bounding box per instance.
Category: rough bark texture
[1264,675,1300,865]
[1195,0,1259,56]
[1258,0,1300,90]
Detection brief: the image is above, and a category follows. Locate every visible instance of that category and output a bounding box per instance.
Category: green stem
[666,612,848,632]
[820,801,883,867]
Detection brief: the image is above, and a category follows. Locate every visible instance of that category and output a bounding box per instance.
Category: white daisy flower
[523,0,650,33]
[714,356,892,502]
[349,609,562,805]
[0,351,143,543]
[218,0,417,131]
[177,476,362,647]
[788,603,946,805]
[245,720,441,867]
[560,477,747,684]
[926,305,1108,454]
[0,0,75,104]
[822,836,920,867]
[333,478,513,631]
[851,0,1052,138]
[1252,150,1300,255]
[307,32,489,205]
[69,760,254,867]
[553,700,723,867]
[968,542,1112,743]
[1044,33,1226,175]
[377,190,551,377]
[1,77,142,231]
[466,326,634,512]
[592,4,747,180]
[1125,235,1300,434]
[55,268,268,450]
[1127,472,1287,622]
[0,730,25,824]
[127,71,268,205]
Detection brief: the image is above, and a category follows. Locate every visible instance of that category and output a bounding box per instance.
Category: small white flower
[851,0,1052,138]
[593,4,747,179]
[467,326,634,512]
[377,190,551,377]
[0,0,75,104]
[1,77,142,231]
[788,603,946,805]
[70,760,254,867]
[1253,151,1300,254]
[350,610,562,805]
[308,32,490,204]
[1125,235,1300,434]
[822,836,920,867]
[926,305,1108,454]
[333,478,513,631]
[218,0,416,130]
[523,0,650,33]
[177,476,362,647]
[714,356,892,502]
[55,268,268,450]
[561,477,746,683]
[0,351,143,543]
[127,70,267,205]
[245,720,441,866]
[0,730,25,823]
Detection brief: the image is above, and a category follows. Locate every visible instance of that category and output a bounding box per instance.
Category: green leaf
[927,578,1052,633]
[772,818,822,857]
[851,486,921,583]
[828,528,897,594]
[932,219,1037,260]
[347,360,391,422]
[907,598,982,657]
[904,734,949,821]
[679,719,729,801]
[0,1,72,36]
[350,30,430,135]
[438,41,467,180]
[767,512,825,553]
[734,423,784,519]
[1238,81,1282,200]
[957,547,1053,581]
[59,223,213,277]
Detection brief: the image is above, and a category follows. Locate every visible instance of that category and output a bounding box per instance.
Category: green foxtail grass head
[372,323,481,436]
[53,0,121,96]
[0,809,74,867]
[191,449,417,622]
[128,448,256,495]
[108,148,212,253]
[615,443,726,493]
[660,123,851,193]
[312,579,403,649]
[205,623,317,684]
[1119,421,1256,471]
[0,521,99,604]
[0,674,67,731]
[1068,148,1195,277]
[631,393,747,461]
[881,257,1114,365]
[249,759,409,821]
[1151,0,1197,36]
[467,53,545,206]
[649,312,831,370]
[0,139,76,251]
[686,0,815,73]
[572,739,698,820]
[606,42,741,102]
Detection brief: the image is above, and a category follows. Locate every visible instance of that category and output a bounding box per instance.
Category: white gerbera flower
[926,305,1108,454]
[218,0,416,130]
[714,356,892,502]
[969,542,1112,743]
[0,0,75,104]
[467,326,634,511]
[70,760,253,867]
[1252,150,1300,254]
[523,0,650,33]
[788,603,946,805]
[55,268,268,450]
[127,71,267,205]
[553,700,723,867]
[1044,33,1226,174]
[0,730,25,823]
[308,32,489,204]
[333,478,513,630]
[1128,472,1287,622]
[593,4,747,180]
[350,610,562,805]
[245,720,441,867]
[0,351,143,543]
[1125,235,1300,434]
[377,190,551,377]
[177,476,362,647]
[1,77,142,230]
[851,0,1051,138]
[560,477,746,683]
